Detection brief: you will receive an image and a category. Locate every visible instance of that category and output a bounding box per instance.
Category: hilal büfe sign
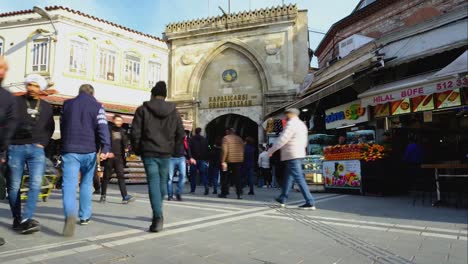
[361,76,468,106]
[325,100,369,130]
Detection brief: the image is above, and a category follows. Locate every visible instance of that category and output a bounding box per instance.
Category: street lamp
[33,6,58,36]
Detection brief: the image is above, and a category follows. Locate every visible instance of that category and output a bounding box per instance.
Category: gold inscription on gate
[208,94,253,109]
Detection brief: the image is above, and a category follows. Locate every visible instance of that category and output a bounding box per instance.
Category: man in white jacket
[268,108,315,210]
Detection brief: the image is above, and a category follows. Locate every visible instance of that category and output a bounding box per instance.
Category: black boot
[150,217,164,233]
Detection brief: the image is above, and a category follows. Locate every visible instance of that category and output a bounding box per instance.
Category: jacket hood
[143,99,176,118]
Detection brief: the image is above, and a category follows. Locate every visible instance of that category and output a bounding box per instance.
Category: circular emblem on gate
[222,69,238,83]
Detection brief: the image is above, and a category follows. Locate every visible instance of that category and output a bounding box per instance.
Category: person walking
[268,108,315,210]
[7,74,54,234]
[100,114,135,204]
[270,147,283,188]
[243,137,256,195]
[258,146,272,188]
[131,81,184,233]
[168,132,194,201]
[219,128,244,199]
[189,128,209,195]
[60,84,112,236]
[207,137,222,195]
[0,56,17,244]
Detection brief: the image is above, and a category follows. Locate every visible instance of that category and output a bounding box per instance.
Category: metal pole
[228,0,231,15]
[208,0,210,17]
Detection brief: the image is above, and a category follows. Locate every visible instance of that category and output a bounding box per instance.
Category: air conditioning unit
[338,34,374,58]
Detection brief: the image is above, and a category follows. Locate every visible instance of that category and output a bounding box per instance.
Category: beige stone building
[164,4,310,144]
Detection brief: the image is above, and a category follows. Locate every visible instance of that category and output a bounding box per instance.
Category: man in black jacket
[0,56,16,246]
[131,81,184,232]
[189,128,209,194]
[8,73,54,234]
[100,114,135,204]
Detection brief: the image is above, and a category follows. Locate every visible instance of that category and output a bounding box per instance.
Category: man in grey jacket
[268,108,315,210]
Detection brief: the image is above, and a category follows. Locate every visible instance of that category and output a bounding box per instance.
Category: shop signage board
[391,98,411,115]
[325,100,369,129]
[411,94,434,112]
[372,103,390,118]
[361,76,468,106]
[323,160,361,190]
[207,94,260,109]
[435,88,462,109]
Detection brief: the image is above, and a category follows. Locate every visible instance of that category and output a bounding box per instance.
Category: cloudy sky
[1,0,358,65]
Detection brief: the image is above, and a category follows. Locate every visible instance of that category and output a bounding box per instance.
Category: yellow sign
[208,94,253,109]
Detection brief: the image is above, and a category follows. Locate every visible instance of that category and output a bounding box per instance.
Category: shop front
[318,100,386,194]
[359,69,468,162]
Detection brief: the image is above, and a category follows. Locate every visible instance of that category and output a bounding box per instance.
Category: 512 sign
[436,77,468,91]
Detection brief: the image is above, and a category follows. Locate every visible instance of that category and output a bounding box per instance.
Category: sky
[1,0,358,66]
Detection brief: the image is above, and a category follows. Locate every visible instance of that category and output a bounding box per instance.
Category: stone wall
[165,4,310,132]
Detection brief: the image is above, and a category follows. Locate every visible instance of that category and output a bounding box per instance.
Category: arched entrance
[205,114,258,146]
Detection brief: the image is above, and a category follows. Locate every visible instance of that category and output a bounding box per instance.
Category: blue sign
[222,69,238,83]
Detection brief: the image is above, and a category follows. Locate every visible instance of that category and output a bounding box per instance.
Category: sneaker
[99,195,106,203]
[63,216,76,237]
[248,191,255,195]
[298,203,316,210]
[93,190,101,195]
[80,219,91,225]
[275,198,285,208]
[122,195,136,204]
[212,190,218,195]
[19,219,41,234]
[176,194,182,201]
[204,188,209,195]
[12,218,21,231]
[168,196,173,201]
[149,217,164,233]
[0,237,5,246]
[237,195,243,200]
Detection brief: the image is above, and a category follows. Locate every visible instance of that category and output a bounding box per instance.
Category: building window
[147,61,161,89]
[96,48,117,81]
[69,38,89,74]
[0,38,4,55]
[31,37,50,72]
[123,53,141,86]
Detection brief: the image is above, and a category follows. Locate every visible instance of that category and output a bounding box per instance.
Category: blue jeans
[143,157,170,218]
[244,167,255,192]
[7,144,46,221]
[278,159,315,205]
[61,153,97,221]
[190,161,208,191]
[168,157,186,197]
[208,166,220,192]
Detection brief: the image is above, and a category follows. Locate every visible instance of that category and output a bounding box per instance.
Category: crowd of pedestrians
[0,55,316,243]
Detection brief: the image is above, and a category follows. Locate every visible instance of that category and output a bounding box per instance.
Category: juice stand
[321,100,385,194]
[322,144,385,194]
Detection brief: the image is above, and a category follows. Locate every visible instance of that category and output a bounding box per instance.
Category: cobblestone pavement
[0,185,467,264]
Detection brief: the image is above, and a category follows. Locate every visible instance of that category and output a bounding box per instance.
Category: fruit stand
[322,144,385,194]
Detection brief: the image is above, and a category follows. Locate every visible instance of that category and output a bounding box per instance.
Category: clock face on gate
[222,69,238,83]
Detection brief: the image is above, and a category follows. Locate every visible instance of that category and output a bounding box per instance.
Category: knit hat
[25,74,48,90]
[151,81,167,97]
